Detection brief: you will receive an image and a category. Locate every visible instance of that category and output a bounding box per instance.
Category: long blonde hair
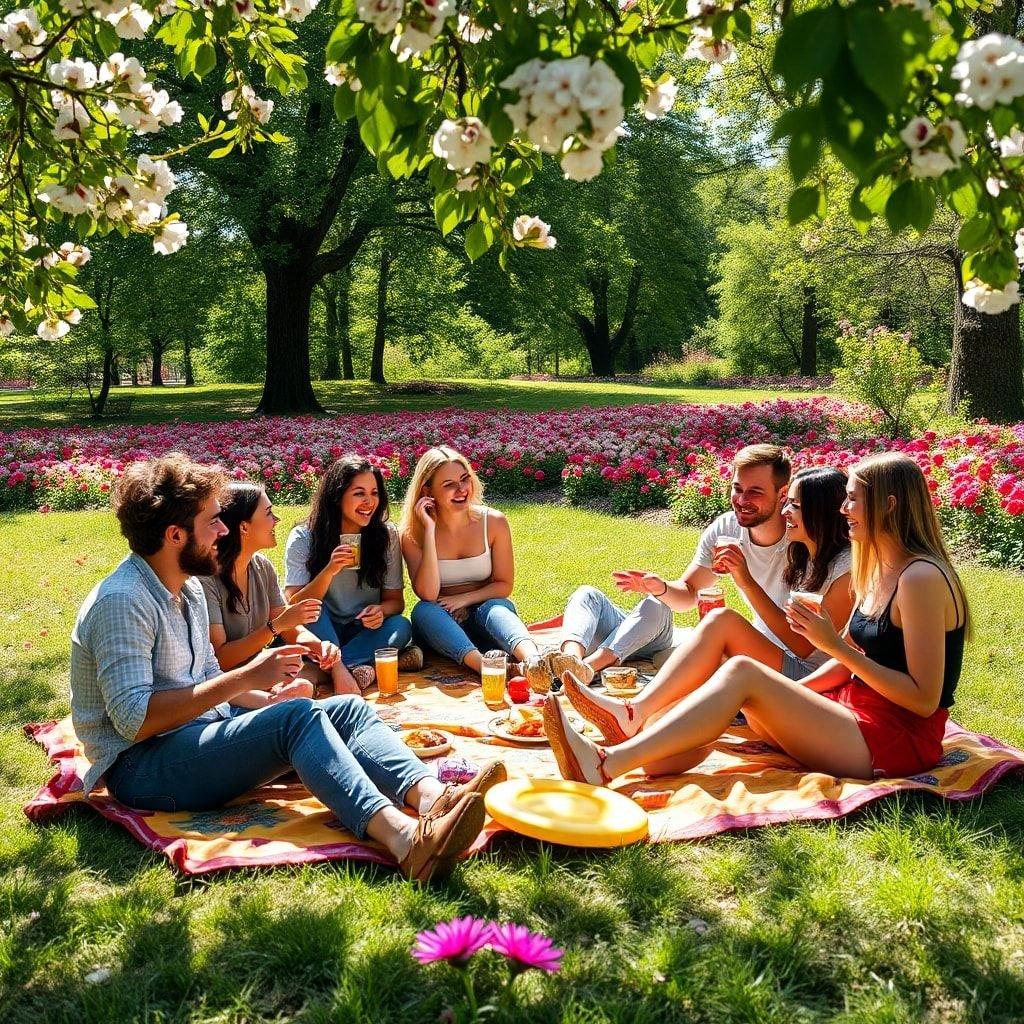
[400,446,485,548]
[850,452,968,631]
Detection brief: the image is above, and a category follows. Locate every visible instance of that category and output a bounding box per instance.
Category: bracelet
[266,618,281,644]
[657,580,669,597]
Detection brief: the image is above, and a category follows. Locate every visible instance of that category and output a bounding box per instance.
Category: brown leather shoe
[398,792,485,883]
[427,759,508,820]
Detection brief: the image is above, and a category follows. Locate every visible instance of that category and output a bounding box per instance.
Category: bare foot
[560,671,639,744]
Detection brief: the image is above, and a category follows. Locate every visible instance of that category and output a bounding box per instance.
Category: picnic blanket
[23,623,1024,875]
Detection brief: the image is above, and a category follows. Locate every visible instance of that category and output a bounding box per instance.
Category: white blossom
[356,0,404,34]
[938,118,967,158]
[986,176,1005,197]
[457,13,490,42]
[952,33,1024,110]
[643,77,678,120]
[962,278,1020,314]
[0,315,14,338]
[431,117,494,171]
[233,0,257,18]
[133,200,166,226]
[48,59,99,91]
[455,174,478,191]
[154,221,189,255]
[99,53,147,94]
[909,148,956,178]
[686,0,718,15]
[560,145,604,181]
[52,101,93,141]
[135,155,175,201]
[325,63,362,89]
[684,27,735,64]
[899,116,933,149]
[222,85,273,124]
[1015,228,1024,265]
[59,0,87,14]
[999,128,1024,158]
[37,317,71,341]
[513,214,557,249]
[58,241,91,267]
[156,0,178,15]
[38,183,95,216]
[0,9,46,59]
[108,4,155,40]
[279,0,319,21]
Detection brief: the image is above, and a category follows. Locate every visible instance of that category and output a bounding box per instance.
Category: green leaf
[504,159,534,189]
[333,85,356,123]
[776,106,824,183]
[209,141,236,159]
[957,214,992,253]
[787,185,822,225]
[847,8,907,111]
[194,41,217,80]
[772,7,844,91]
[433,191,463,236]
[848,190,873,233]
[212,2,232,37]
[465,221,494,261]
[885,179,932,233]
[949,181,979,218]
[96,20,120,57]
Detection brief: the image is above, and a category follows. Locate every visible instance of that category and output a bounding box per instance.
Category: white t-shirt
[694,513,852,664]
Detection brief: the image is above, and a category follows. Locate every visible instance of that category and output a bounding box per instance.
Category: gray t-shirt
[200,554,285,653]
[284,522,403,625]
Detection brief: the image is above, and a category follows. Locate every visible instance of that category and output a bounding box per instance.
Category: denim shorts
[781,651,818,680]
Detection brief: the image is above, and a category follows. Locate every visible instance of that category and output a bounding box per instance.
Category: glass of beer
[697,585,726,620]
[712,534,741,575]
[341,533,361,570]
[480,652,508,707]
[375,647,399,697]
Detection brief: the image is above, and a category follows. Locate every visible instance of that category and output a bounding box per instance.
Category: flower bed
[2,398,1023,567]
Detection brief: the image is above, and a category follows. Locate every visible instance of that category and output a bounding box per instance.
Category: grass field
[0,379,808,430]
[2,503,1023,1023]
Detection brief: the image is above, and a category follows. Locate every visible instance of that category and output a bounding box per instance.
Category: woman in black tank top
[543,454,969,786]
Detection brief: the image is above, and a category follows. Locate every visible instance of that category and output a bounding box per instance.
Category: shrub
[643,352,728,388]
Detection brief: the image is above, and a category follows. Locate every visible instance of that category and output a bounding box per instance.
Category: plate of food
[401,727,453,758]
[487,706,597,745]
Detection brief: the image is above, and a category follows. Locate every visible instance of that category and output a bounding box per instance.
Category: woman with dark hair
[559,467,854,745]
[201,481,363,698]
[285,456,420,689]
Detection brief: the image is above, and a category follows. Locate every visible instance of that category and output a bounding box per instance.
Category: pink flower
[488,922,563,973]
[412,916,492,966]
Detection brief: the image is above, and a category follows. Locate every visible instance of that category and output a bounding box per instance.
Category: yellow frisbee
[484,778,649,848]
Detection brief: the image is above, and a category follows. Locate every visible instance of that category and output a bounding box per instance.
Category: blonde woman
[546,453,968,783]
[400,446,554,677]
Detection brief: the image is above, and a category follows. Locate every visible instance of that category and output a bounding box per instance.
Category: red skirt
[821,679,948,778]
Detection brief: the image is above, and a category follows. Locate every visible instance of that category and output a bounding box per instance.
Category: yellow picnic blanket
[24,629,1024,875]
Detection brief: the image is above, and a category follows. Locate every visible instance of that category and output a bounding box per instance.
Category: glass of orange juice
[375,647,399,697]
[341,533,361,569]
[480,652,508,707]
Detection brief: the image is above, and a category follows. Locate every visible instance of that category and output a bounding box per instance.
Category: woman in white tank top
[400,447,545,678]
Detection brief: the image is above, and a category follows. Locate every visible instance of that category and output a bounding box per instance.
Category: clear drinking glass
[341,533,361,570]
[375,647,399,696]
[480,652,508,707]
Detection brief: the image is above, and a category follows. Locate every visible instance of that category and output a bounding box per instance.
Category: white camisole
[437,508,492,587]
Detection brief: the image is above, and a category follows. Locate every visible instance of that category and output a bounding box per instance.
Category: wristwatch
[267,618,281,644]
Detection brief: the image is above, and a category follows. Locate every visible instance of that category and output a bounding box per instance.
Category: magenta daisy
[488,923,564,973]
[412,916,492,966]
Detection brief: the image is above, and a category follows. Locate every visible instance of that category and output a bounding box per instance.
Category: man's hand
[712,544,753,588]
[269,679,315,703]
[304,639,340,669]
[275,598,322,632]
[245,645,307,690]
[612,570,666,596]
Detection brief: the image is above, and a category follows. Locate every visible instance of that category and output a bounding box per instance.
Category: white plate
[401,728,454,759]
[487,713,597,745]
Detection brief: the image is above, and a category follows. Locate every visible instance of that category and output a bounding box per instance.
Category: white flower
[513,214,557,249]
[59,0,87,14]
[52,101,92,141]
[37,317,70,341]
[431,117,494,172]
[108,4,155,40]
[685,27,735,63]
[952,33,1024,110]
[156,0,178,15]
[0,315,14,338]
[59,241,91,267]
[391,24,437,60]
[560,146,604,181]
[962,278,1020,314]
[99,53,147,93]
[455,174,478,191]
[38,183,95,216]
[279,0,318,21]
[576,60,624,114]
[233,0,257,18]
[222,84,273,124]
[356,0,404,34]
[909,148,955,178]
[686,0,718,15]
[999,128,1024,158]
[90,0,133,17]
[64,308,82,326]
[938,118,967,158]
[899,116,933,149]
[457,13,490,42]
[0,9,47,59]
[136,155,175,201]
[133,200,166,226]
[154,221,189,255]
[643,77,678,120]
[986,176,1005,197]
[48,58,98,91]
[1015,228,1024,265]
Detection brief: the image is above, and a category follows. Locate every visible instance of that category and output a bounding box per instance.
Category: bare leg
[364,805,417,862]
[639,745,713,776]
[511,637,540,662]
[404,775,447,814]
[331,661,362,695]
[562,640,586,659]
[463,649,484,675]
[583,647,619,673]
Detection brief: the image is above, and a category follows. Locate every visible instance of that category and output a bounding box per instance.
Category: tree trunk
[572,265,643,377]
[370,248,391,386]
[183,336,195,387]
[339,268,354,380]
[256,261,325,415]
[90,345,116,417]
[150,341,164,386]
[130,362,139,386]
[800,285,819,376]
[108,356,120,386]
[947,255,1024,420]
[322,288,341,380]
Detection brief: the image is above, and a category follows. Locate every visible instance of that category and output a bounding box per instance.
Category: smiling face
[730,464,785,529]
[177,494,227,575]
[243,490,279,550]
[426,460,473,512]
[781,480,809,544]
[339,471,380,532]
[842,476,866,540]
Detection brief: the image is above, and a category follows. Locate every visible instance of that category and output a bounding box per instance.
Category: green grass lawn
[1,504,1023,1023]
[0,379,808,430]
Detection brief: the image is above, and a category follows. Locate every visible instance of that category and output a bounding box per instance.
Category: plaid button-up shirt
[70,553,228,793]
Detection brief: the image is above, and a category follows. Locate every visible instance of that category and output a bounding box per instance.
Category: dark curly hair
[112,453,227,556]
[783,467,850,592]
[306,456,391,590]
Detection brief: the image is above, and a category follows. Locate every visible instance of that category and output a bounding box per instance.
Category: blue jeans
[105,696,430,838]
[411,598,532,664]
[562,586,674,662]
[308,608,413,667]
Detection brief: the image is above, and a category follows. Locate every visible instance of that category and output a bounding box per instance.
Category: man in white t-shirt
[557,444,791,678]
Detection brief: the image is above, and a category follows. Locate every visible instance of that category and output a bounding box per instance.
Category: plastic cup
[341,533,361,570]
[375,647,399,696]
[481,652,508,706]
[790,590,824,613]
[697,585,726,620]
[712,537,741,576]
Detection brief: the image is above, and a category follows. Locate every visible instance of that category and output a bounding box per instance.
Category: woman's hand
[269,679,316,703]
[713,543,753,588]
[612,570,666,596]
[356,604,385,631]
[786,598,842,655]
[326,542,357,576]
[415,496,437,531]
[438,593,471,615]
[275,598,322,632]
[304,638,340,670]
